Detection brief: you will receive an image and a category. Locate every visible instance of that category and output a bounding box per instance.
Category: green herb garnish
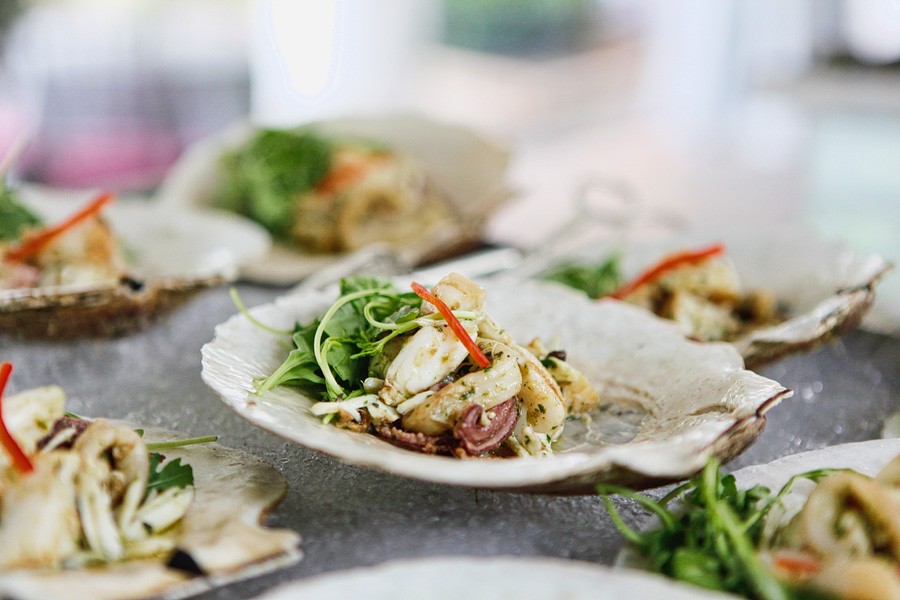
[255,275,423,401]
[145,435,218,450]
[0,184,42,242]
[146,453,194,495]
[216,129,333,239]
[598,457,843,600]
[541,254,621,298]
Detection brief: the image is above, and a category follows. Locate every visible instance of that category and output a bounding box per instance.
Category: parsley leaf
[146,452,194,495]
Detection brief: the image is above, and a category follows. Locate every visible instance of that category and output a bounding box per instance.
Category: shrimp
[378,322,477,406]
[541,355,600,415]
[379,273,486,406]
[401,341,522,436]
[789,471,900,559]
[498,341,567,437]
[420,272,486,314]
[32,216,126,288]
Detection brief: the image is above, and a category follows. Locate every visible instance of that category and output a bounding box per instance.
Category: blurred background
[0,0,897,312]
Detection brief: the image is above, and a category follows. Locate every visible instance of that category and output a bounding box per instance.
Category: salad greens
[541,254,621,298]
[137,433,215,494]
[216,127,395,241]
[0,184,42,242]
[217,129,333,239]
[598,458,842,600]
[256,276,424,401]
[146,453,194,495]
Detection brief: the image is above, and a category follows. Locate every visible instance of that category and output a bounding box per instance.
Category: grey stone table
[3,284,898,599]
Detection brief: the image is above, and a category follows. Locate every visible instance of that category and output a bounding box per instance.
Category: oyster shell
[0,389,301,600]
[0,187,270,339]
[201,278,790,494]
[252,556,733,600]
[157,113,512,284]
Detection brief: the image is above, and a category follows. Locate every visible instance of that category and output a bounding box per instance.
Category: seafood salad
[603,452,900,600]
[0,187,127,291]
[216,128,453,255]
[0,362,201,569]
[545,244,783,342]
[0,362,301,600]
[255,273,600,457]
[766,455,900,599]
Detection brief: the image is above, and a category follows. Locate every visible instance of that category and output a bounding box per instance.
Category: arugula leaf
[255,276,423,401]
[146,452,193,495]
[216,129,333,239]
[542,254,622,298]
[0,184,42,242]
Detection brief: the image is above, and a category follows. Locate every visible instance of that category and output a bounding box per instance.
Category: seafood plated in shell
[252,273,601,459]
[0,378,300,600]
[201,276,790,493]
[0,186,270,339]
[157,113,512,284]
[530,228,892,368]
[617,439,900,600]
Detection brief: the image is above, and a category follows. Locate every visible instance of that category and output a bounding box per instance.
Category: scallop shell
[523,226,893,368]
[0,187,271,339]
[0,424,301,600]
[157,113,512,284]
[252,556,734,600]
[201,278,790,494]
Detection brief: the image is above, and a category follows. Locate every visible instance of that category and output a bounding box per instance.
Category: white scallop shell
[157,113,513,284]
[201,278,790,493]
[0,186,271,339]
[252,556,733,600]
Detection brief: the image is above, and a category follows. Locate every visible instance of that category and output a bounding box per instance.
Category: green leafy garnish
[145,435,218,450]
[256,275,423,401]
[146,453,194,495]
[216,129,332,239]
[598,457,843,600]
[541,254,621,298]
[0,184,42,242]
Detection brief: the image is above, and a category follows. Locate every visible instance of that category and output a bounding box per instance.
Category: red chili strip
[0,362,34,474]
[4,192,115,263]
[609,242,726,300]
[771,551,821,577]
[411,282,491,368]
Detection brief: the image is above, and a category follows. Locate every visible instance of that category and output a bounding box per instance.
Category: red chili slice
[609,243,726,300]
[771,551,821,576]
[0,362,34,474]
[4,192,115,263]
[411,282,491,368]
